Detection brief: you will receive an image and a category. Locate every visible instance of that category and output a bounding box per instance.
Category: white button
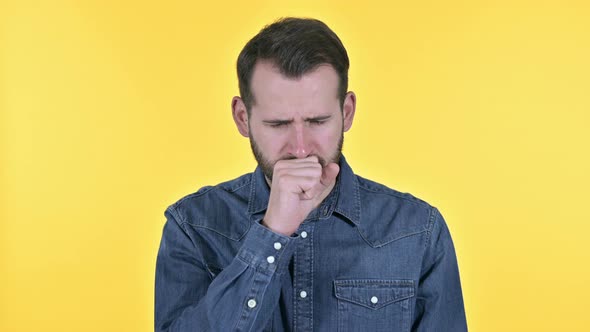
[247,299,257,308]
[301,231,308,238]
[267,256,275,264]
[274,242,282,250]
[371,296,378,304]
[300,291,307,298]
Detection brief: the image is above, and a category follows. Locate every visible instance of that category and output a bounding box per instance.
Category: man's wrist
[238,220,298,275]
[261,217,293,236]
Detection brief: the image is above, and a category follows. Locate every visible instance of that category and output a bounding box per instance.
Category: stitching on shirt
[247,172,258,213]
[172,218,209,272]
[425,207,437,249]
[356,228,428,248]
[168,204,186,224]
[172,186,215,207]
[236,253,276,276]
[172,174,252,207]
[334,279,415,286]
[223,176,252,193]
[358,186,431,210]
[183,222,249,242]
[408,289,415,331]
[354,175,361,222]
[310,226,314,331]
[233,267,259,331]
[293,245,298,331]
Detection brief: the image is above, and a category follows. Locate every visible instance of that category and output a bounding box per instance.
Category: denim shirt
[155,156,467,331]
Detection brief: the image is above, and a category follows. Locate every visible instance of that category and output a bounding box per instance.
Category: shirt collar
[247,165,271,216]
[247,155,361,226]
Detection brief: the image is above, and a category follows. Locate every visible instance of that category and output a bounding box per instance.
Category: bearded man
[155,17,467,332]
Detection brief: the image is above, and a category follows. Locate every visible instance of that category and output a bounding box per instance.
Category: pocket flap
[334,279,415,310]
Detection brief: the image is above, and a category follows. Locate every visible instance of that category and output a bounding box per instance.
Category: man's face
[235,61,355,181]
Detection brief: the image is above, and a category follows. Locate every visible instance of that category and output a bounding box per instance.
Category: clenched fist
[262,156,340,236]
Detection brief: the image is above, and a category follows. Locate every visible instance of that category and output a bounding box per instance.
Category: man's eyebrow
[262,115,332,124]
[262,119,293,125]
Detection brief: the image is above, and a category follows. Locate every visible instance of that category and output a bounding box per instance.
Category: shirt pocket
[334,279,415,332]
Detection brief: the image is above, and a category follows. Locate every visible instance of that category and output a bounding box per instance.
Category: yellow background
[2,0,589,331]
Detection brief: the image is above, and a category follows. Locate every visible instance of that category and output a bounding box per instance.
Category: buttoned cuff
[237,220,297,276]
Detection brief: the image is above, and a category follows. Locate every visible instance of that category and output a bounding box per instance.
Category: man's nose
[288,125,311,159]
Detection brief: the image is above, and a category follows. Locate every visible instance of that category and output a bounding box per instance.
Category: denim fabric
[155,156,467,331]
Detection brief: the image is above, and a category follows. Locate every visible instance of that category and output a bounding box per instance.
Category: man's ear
[232,96,249,137]
[342,91,356,132]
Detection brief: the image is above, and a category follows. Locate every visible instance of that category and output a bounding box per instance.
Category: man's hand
[262,156,339,236]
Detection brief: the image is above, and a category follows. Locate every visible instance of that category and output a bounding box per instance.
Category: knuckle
[277,174,290,186]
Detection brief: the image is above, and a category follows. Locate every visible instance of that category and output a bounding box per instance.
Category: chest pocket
[334,279,415,332]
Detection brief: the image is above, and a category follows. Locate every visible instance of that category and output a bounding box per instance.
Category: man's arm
[412,207,468,331]
[155,205,296,332]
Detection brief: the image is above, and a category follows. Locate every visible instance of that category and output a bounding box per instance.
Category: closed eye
[307,115,331,125]
[268,122,288,128]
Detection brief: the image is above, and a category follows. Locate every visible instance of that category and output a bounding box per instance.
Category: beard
[249,130,344,182]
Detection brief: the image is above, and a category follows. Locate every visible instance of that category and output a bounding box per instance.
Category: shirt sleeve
[155,205,297,332]
[411,207,468,331]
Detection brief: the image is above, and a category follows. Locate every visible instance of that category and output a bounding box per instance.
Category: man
[155,17,467,331]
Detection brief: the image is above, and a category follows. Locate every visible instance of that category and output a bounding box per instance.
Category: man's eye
[310,120,326,125]
[270,123,287,128]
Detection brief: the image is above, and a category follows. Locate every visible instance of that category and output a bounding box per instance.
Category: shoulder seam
[167,204,186,225]
[173,175,252,207]
[424,206,439,249]
[356,177,432,209]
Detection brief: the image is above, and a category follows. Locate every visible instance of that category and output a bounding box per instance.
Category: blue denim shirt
[155,156,467,331]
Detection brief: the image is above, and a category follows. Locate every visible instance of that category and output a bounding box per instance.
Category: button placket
[293,226,313,330]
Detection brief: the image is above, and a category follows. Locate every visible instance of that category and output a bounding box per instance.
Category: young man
[155,17,467,331]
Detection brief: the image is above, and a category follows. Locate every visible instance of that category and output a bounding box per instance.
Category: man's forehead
[249,62,340,107]
[251,60,338,82]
